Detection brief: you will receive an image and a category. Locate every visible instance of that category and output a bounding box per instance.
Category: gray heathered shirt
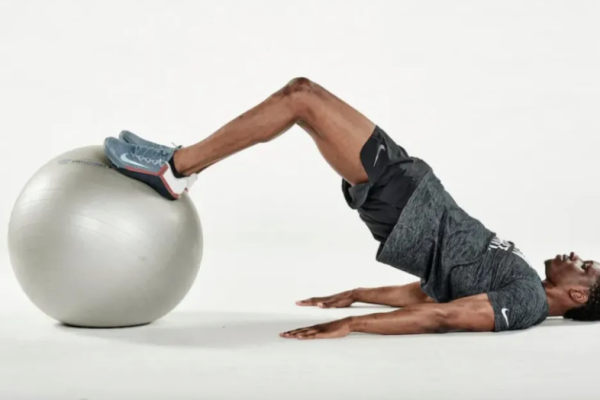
[377,171,549,332]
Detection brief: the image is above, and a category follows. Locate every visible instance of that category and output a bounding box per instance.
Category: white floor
[2,246,600,400]
[2,1,600,398]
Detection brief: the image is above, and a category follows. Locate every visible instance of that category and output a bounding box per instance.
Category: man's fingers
[300,330,340,340]
[282,331,313,338]
[280,325,318,337]
[320,298,352,308]
[296,297,327,306]
[298,328,319,337]
[285,327,308,335]
[280,326,347,340]
[297,328,322,339]
[296,292,351,307]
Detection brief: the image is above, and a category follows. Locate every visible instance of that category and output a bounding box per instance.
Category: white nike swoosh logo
[501,308,509,327]
[373,144,386,167]
[120,153,146,168]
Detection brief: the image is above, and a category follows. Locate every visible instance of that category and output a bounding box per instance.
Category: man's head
[544,253,600,321]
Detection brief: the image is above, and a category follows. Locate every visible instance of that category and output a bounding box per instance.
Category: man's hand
[280,318,352,340]
[296,290,356,308]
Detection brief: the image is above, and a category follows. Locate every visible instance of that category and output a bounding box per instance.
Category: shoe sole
[119,163,183,200]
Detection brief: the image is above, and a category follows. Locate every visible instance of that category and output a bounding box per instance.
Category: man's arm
[354,283,435,307]
[350,294,495,335]
[281,294,495,339]
[296,282,434,308]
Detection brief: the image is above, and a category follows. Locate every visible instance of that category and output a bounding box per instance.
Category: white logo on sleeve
[373,144,386,167]
[501,308,510,327]
[488,236,534,269]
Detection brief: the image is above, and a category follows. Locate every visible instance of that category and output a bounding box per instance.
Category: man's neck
[544,281,570,317]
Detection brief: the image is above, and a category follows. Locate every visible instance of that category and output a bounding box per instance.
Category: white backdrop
[1,0,599,314]
[0,0,600,309]
[2,2,600,399]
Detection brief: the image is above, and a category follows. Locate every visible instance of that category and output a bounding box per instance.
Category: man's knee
[282,77,315,96]
[278,77,321,120]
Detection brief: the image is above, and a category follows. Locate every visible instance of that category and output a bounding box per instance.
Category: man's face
[544,252,600,287]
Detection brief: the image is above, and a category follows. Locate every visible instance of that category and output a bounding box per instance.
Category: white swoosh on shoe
[120,153,147,168]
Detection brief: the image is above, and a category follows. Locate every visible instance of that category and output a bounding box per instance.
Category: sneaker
[119,130,180,152]
[104,137,197,200]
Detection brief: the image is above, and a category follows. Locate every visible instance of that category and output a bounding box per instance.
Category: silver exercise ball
[8,146,203,328]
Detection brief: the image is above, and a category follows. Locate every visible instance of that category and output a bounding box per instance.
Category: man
[104,77,600,339]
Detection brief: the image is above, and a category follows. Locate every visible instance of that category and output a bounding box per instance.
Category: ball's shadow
[57,311,322,349]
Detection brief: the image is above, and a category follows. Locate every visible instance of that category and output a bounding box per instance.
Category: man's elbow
[427,307,484,333]
[436,306,494,333]
[424,307,455,333]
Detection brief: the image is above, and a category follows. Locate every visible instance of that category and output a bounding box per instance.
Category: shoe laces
[131,145,173,166]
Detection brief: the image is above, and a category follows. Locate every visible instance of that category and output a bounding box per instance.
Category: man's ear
[569,287,589,305]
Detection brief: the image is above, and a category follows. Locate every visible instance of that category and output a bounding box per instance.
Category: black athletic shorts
[342,126,431,243]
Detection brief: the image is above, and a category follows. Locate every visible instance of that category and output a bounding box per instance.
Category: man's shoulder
[487,276,549,331]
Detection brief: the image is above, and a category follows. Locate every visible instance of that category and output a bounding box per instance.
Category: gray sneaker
[104,137,196,200]
[119,130,180,151]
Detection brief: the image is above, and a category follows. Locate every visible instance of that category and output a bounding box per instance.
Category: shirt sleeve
[487,279,549,332]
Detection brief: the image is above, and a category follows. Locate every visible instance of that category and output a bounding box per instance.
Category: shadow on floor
[536,317,590,328]
[56,311,325,349]
[56,311,592,349]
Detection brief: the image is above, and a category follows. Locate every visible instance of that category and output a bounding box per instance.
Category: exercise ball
[8,146,203,328]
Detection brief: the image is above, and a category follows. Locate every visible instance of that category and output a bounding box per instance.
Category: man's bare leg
[174,77,376,186]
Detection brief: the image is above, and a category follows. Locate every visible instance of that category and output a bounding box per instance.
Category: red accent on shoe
[124,164,180,200]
